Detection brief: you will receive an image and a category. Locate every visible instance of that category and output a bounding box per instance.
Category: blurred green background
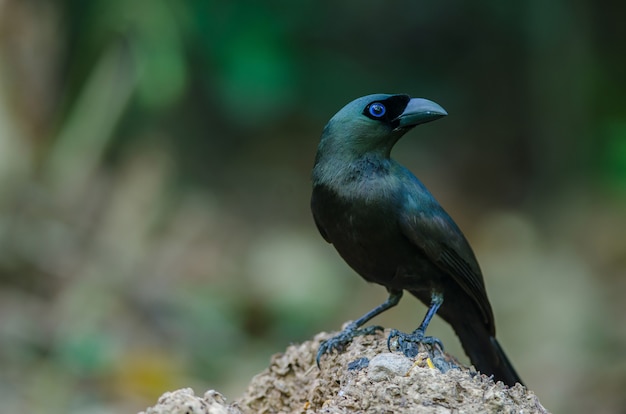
[1,1,625,413]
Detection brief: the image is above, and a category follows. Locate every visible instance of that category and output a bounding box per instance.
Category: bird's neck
[312,150,397,193]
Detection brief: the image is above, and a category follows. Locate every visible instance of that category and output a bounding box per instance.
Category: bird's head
[317,94,447,160]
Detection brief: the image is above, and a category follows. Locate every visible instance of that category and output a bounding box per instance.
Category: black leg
[387,291,444,357]
[317,289,403,367]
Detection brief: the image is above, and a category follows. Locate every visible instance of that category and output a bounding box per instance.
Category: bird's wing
[398,207,495,330]
[311,191,331,243]
[312,213,330,243]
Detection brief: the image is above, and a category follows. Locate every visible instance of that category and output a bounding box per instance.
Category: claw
[387,328,444,358]
[316,325,383,368]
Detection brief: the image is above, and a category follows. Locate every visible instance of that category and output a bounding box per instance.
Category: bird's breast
[311,182,423,286]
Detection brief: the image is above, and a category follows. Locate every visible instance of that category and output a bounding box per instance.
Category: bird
[310,93,522,386]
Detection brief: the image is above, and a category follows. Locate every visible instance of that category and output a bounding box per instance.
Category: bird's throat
[313,154,402,203]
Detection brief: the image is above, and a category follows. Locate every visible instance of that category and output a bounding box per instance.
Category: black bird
[311,93,522,386]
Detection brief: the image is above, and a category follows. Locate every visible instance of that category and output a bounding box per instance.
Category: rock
[367,352,413,381]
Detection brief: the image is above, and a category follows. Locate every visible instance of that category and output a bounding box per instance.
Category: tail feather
[488,336,523,386]
[456,323,523,386]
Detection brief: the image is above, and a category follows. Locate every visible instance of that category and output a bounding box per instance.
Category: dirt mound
[140,330,548,413]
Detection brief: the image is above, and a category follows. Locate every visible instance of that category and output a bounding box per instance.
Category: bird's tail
[454,322,523,387]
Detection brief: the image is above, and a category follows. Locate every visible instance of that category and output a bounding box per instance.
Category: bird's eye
[368,102,386,118]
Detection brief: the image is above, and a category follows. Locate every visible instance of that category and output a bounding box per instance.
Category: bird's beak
[396,98,448,128]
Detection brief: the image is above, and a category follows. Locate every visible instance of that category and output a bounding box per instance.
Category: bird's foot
[387,328,444,358]
[317,324,383,367]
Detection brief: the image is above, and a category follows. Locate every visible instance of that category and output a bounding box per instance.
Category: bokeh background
[1,1,625,413]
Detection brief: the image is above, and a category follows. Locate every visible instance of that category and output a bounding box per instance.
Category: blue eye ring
[368,102,386,118]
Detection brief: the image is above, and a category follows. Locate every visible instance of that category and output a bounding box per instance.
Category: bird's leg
[317,289,403,367]
[388,291,444,358]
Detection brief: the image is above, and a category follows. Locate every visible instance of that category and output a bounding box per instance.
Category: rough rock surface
[140,330,549,413]
[138,388,238,414]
